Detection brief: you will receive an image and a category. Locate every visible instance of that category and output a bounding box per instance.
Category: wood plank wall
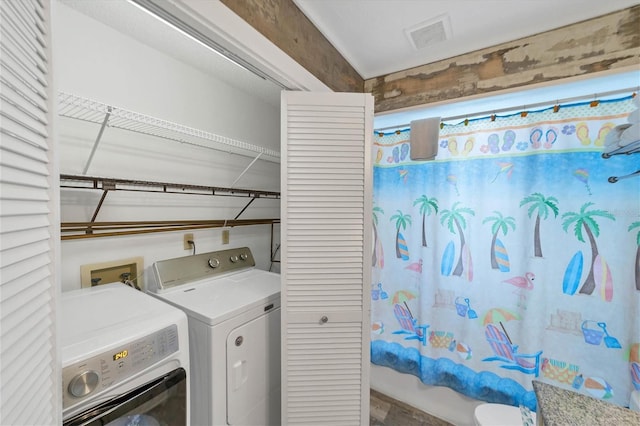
[366,5,640,113]
[220,0,364,93]
[222,1,639,113]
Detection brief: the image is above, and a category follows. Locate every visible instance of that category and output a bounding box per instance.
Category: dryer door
[63,368,187,426]
[227,307,281,425]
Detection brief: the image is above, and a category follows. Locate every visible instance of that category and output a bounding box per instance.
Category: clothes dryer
[149,247,281,426]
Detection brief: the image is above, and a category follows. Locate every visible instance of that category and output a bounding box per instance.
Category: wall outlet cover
[183,233,194,250]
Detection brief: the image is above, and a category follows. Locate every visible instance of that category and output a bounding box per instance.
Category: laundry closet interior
[56,0,284,286]
[55,0,372,425]
[55,0,287,424]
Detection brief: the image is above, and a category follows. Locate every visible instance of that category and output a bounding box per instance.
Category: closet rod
[374,86,638,132]
[60,174,280,199]
[61,219,280,240]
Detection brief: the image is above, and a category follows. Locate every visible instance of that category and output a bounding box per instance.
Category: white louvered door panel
[0,0,59,424]
[281,92,372,425]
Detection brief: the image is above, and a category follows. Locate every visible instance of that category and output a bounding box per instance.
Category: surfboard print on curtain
[483,211,515,272]
[593,255,613,302]
[390,210,411,260]
[441,241,455,276]
[563,251,583,295]
[630,221,640,291]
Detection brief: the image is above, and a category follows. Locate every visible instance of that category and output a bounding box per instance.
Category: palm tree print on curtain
[520,193,559,258]
[561,202,615,296]
[373,205,384,267]
[370,95,639,410]
[440,202,475,277]
[413,195,438,247]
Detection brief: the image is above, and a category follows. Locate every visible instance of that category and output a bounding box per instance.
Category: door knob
[320,316,328,324]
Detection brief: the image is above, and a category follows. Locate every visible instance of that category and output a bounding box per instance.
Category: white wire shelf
[57,91,281,163]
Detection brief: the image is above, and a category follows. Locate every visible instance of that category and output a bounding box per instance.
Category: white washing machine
[61,283,190,425]
[149,247,281,426]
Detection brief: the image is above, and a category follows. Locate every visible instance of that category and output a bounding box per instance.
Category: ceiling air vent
[405,14,452,50]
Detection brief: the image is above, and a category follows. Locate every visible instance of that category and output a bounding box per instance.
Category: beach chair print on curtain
[483,324,542,377]
[392,303,429,346]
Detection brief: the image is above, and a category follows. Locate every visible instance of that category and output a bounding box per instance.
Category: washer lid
[153,269,280,326]
[61,283,186,364]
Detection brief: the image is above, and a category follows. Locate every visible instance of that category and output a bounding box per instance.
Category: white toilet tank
[474,403,536,426]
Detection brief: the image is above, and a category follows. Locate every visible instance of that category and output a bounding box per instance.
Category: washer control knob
[230,255,239,263]
[208,258,220,269]
[68,370,99,398]
[239,253,248,261]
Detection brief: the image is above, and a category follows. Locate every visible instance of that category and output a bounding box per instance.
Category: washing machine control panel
[62,324,179,409]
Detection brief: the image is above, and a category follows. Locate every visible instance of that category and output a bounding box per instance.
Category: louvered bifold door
[281,92,373,426]
[0,0,59,424]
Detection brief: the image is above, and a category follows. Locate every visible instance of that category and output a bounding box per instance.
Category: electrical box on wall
[80,257,144,288]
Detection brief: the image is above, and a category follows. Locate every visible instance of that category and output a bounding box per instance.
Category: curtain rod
[374,86,638,133]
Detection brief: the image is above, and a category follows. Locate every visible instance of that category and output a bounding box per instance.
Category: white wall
[54,2,281,292]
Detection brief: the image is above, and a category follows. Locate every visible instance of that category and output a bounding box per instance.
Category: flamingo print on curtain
[370,95,640,411]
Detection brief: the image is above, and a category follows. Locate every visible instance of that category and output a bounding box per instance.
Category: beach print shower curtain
[370,96,640,411]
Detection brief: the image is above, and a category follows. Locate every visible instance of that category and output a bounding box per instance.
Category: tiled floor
[370,389,454,426]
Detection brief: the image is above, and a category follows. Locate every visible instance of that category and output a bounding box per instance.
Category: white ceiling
[294,0,640,80]
[59,0,639,130]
